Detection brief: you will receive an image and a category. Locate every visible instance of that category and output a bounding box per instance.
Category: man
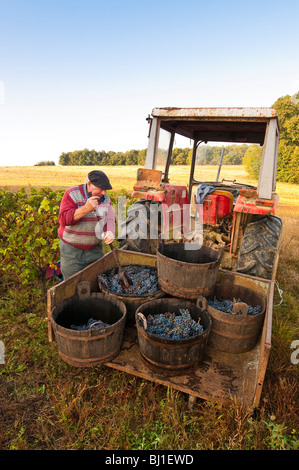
[58,170,115,280]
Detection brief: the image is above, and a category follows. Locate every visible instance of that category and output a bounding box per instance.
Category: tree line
[273,92,299,184]
[58,144,250,167]
[58,148,147,166]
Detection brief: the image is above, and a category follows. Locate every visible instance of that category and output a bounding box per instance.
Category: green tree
[276,143,299,184]
[243,145,263,179]
[138,149,147,165]
[122,149,137,165]
[273,93,299,184]
[97,150,108,165]
[213,146,225,164]
[59,152,71,165]
[34,161,56,166]
[223,144,248,164]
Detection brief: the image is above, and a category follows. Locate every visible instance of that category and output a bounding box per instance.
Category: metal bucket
[135,298,212,375]
[157,242,223,299]
[50,282,127,367]
[98,265,165,325]
[198,283,266,353]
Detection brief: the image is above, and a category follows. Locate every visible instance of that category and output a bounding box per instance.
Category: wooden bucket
[135,298,212,375]
[50,282,127,367]
[198,282,266,353]
[157,242,223,299]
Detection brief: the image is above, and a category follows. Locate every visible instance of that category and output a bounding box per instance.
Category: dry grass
[0,165,143,193]
[1,165,299,209]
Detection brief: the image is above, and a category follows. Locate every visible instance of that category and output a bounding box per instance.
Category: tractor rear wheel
[118,200,160,254]
[236,215,282,280]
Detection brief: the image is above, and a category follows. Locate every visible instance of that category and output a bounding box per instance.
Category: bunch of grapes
[146,309,204,340]
[98,265,159,295]
[208,298,262,315]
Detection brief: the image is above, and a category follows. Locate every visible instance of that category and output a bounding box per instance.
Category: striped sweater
[58,184,115,249]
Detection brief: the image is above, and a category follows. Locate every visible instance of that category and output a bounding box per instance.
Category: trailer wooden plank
[105,326,262,406]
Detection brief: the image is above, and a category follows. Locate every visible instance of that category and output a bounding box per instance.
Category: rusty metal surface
[136,168,162,183]
[234,192,279,216]
[133,169,164,193]
[150,108,279,144]
[152,107,278,119]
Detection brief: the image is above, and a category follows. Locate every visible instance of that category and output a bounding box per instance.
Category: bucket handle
[87,321,107,336]
[77,281,90,299]
[98,274,110,290]
[232,302,249,316]
[197,295,249,316]
[137,312,147,331]
[196,295,208,310]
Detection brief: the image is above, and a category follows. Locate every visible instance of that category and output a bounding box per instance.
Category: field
[1,164,299,210]
[0,165,298,451]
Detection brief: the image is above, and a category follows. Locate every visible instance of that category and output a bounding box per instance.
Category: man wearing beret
[58,170,115,280]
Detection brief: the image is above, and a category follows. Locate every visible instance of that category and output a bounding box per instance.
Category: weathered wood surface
[47,250,273,408]
[106,325,262,406]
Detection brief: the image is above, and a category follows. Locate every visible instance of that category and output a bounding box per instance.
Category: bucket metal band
[58,347,121,365]
[139,350,199,371]
[54,327,114,341]
[159,278,213,298]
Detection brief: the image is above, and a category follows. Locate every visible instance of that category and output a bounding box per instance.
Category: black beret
[88,170,112,190]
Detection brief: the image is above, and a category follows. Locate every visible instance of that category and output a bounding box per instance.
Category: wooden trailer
[47,249,274,409]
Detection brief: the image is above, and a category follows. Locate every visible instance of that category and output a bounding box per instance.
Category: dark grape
[208,298,262,315]
[145,309,204,340]
[98,265,159,295]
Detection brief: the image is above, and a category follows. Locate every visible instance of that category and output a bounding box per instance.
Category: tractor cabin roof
[151,107,279,145]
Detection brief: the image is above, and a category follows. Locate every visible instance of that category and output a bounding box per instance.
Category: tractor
[119,107,283,281]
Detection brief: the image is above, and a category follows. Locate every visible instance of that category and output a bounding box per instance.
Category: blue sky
[0,0,298,165]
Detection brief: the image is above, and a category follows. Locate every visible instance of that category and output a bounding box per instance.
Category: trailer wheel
[236,215,282,280]
[118,200,160,254]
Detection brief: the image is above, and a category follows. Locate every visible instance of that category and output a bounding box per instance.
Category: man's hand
[103,231,115,245]
[85,196,100,212]
[73,196,99,221]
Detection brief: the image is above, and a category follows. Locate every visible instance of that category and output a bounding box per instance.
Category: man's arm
[73,196,100,221]
[59,193,100,226]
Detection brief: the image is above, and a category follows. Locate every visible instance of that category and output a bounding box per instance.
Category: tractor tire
[236,215,282,280]
[118,200,160,254]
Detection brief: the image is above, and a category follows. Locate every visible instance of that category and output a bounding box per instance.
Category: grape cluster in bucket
[98,265,159,295]
[146,309,204,340]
